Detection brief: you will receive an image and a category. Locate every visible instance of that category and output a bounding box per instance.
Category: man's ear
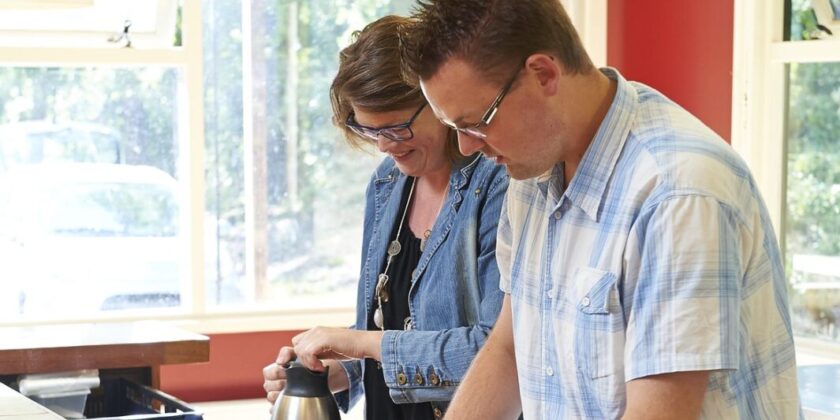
[526,54,561,96]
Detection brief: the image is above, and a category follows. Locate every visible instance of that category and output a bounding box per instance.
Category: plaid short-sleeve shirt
[498,68,800,419]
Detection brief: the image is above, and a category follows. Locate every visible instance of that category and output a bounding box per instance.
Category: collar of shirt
[542,67,638,222]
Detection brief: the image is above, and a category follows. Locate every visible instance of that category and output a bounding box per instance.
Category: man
[401,0,801,418]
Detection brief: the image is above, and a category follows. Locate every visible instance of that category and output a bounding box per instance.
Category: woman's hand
[263,345,350,402]
[291,327,384,372]
[262,346,296,403]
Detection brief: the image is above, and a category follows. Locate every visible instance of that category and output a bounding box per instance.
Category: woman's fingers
[296,350,327,372]
[263,359,288,403]
[276,346,296,365]
[263,361,287,380]
[263,378,286,403]
[264,378,286,393]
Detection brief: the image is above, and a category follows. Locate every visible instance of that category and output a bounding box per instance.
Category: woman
[263,15,508,419]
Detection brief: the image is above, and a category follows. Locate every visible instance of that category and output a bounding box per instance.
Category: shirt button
[581,296,591,307]
[414,373,424,385]
[429,373,441,386]
[397,372,407,385]
[433,407,443,418]
[546,367,554,376]
[554,211,561,219]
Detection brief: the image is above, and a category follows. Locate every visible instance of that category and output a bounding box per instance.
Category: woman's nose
[376,134,391,152]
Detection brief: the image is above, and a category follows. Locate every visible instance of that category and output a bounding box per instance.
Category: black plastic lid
[282,361,332,398]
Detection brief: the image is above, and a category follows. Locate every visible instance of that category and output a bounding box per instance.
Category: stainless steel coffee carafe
[270,361,340,420]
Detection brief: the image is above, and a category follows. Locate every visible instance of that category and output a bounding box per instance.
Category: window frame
[0,1,606,334]
[0,0,178,49]
[732,0,840,354]
[0,1,220,330]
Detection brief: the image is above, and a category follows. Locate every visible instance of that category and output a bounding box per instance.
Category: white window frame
[732,0,840,356]
[0,1,216,329]
[0,2,608,335]
[0,0,178,48]
[0,1,360,334]
[562,0,607,67]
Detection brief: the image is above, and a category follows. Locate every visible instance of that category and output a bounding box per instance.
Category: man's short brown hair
[403,0,594,84]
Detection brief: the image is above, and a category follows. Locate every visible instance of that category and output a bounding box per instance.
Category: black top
[364,178,434,420]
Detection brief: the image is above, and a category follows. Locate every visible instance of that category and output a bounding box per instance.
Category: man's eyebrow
[435,111,474,127]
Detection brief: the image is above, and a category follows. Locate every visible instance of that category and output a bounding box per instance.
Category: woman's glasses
[345,103,427,142]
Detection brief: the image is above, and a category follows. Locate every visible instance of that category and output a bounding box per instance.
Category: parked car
[0,121,123,171]
[0,163,236,317]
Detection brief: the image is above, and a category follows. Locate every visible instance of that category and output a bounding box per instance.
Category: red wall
[157,2,737,404]
[159,330,302,402]
[607,0,734,141]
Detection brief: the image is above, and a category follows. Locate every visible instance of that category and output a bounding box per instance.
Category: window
[0,0,178,48]
[732,0,840,352]
[0,1,605,331]
[0,0,416,329]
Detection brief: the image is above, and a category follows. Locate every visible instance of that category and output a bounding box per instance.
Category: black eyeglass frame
[345,102,427,142]
[440,64,522,140]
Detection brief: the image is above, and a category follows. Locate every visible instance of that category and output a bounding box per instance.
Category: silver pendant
[374,306,384,329]
[387,240,401,257]
[420,238,427,253]
[375,273,390,302]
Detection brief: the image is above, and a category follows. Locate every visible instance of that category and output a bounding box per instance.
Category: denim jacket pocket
[567,267,623,380]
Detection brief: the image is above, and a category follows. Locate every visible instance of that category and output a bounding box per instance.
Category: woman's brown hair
[330,15,461,160]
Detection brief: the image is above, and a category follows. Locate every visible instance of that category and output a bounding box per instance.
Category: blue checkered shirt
[498,68,801,419]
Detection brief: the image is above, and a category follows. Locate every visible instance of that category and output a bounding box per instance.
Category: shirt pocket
[565,266,624,380]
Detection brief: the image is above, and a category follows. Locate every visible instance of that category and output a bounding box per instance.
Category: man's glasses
[346,103,427,142]
[440,65,522,140]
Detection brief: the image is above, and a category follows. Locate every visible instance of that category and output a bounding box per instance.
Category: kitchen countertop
[0,382,62,420]
[0,320,209,388]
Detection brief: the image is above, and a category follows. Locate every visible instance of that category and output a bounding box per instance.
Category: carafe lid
[282,361,331,398]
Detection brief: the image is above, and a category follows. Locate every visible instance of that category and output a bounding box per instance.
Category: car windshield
[44,183,178,237]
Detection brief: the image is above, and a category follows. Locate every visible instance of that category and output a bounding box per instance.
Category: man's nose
[457,131,484,156]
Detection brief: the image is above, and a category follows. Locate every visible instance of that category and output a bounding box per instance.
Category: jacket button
[414,373,424,385]
[397,372,407,385]
[433,407,443,418]
[429,373,440,386]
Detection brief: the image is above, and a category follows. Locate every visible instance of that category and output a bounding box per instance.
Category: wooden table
[0,321,209,389]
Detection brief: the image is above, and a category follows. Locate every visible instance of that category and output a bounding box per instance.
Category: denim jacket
[335,154,508,413]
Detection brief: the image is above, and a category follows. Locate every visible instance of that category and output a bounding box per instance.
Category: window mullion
[181,0,206,316]
[731,0,787,237]
[771,40,840,63]
[0,47,188,66]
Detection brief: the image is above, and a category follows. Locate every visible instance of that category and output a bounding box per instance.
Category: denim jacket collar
[367,154,483,320]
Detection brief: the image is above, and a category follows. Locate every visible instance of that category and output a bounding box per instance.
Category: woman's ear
[525,54,561,96]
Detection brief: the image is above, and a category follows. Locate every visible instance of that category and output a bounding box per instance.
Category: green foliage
[0,1,409,290]
[0,67,178,174]
[786,62,840,256]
